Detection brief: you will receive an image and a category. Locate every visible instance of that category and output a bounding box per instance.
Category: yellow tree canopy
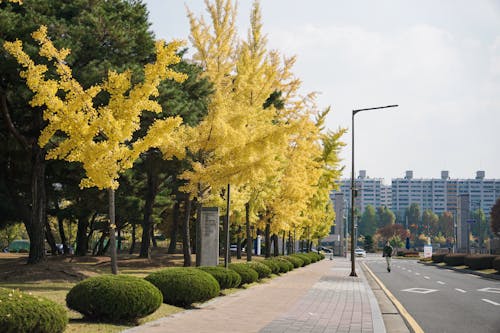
[182,0,288,202]
[4,26,188,190]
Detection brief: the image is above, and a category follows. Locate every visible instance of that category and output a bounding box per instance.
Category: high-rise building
[391,170,500,220]
[334,170,384,214]
[332,170,500,221]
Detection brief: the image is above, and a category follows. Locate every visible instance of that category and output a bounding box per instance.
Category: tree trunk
[129,222,136,254]
[26,143,47,264]
[75,214,90,256]
[195,199,202,266]
[264,221,271,258]
[182,198,192,267]
[282,231,285,255]
[94,232,106,256]
[245,203,252,262]
[45,218,57,255]
[53,199,69,254]
[168,201,180,254]
[151,225,158,248]
[108,188,118,275]
[57,216,69,254]
[236,226,242,259]
[272,234,279,256]
[288,231,292,254]
[224,184,231,267]
[139,164,159,258]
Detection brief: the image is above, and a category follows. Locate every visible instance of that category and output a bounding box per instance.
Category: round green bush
[145,268,219,307]
[285,255,304,268]
[275,257,294,272]
[245,261,272,279]
[292,254,311,265]
[197,266,241,289]
[0,287,68,333]
[261,259,281,274]
[306,252,320,262]
[227,263,259,286]
[318,252,325,260]
[66,274,162,321]
[267,258,291,273]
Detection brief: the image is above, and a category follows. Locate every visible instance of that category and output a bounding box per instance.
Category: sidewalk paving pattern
[124,257,386,333]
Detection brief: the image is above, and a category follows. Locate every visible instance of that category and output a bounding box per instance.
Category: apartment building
[335,170,384,214]
[332,170,500,221]
[391,170,500,220]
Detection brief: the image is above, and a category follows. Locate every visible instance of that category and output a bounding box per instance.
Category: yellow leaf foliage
[183,1,346,242]
[4,26,187,190]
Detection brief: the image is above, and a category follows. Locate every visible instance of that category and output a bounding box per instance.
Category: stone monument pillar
[199,207,220,266]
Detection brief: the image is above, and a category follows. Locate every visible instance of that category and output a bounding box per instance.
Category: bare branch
[0,92,30,149]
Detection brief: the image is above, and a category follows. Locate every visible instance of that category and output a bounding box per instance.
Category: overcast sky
[143,0,500,184]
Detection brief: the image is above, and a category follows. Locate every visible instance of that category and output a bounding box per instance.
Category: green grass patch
[0,281,183,333]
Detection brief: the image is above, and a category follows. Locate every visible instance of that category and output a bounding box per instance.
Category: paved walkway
[124,257,386,333]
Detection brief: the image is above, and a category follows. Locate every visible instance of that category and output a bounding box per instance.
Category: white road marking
[455,288,467,293]
[407,270,412,273]
[481,299,500,306]
[478,287,500,294]
[415,273,421,276]
[424,276,430,280]
[402,267,406,270]
[437,281,445,285]
[402,288,438,294]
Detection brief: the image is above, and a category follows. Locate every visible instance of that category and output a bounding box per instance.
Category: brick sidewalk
[123,257,385,333]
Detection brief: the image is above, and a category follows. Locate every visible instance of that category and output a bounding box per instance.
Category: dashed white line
[415,272,421,276]
[437,281,446,285]
[407,270,412,273]
[481,299,500,306]
[424,276,430,280]
[455,288,467,293]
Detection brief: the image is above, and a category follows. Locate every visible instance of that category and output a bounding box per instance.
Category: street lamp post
[350,104,398,277]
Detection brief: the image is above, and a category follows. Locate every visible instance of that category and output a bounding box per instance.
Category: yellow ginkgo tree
[4,26,187,273]
[184,0,295,265]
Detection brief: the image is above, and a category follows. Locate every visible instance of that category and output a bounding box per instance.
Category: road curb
[362,262,423,333]
[419,261,500,281]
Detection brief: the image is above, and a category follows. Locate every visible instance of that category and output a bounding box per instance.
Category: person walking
[382,241,393,272]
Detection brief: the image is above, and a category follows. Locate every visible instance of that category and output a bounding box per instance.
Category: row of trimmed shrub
[431,253,500,270]
[1,252,324,332]
[396,251,420,257]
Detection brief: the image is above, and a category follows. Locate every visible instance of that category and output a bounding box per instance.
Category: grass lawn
[0,278,183,333]
[0,250,282,332]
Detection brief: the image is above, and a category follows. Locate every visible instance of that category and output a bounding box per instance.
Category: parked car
[317,246,332,253]
[7,239,30,253]
[354,248,366,257]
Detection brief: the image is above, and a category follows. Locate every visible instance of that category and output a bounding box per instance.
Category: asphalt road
[363,255,500,333]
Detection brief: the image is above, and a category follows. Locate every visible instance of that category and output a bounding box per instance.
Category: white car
[354,248,366,257]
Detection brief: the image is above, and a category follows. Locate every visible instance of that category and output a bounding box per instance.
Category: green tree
[359,205,377,236]
[471,208,488,248]
[363,234,374,253]
[1,0,156,264]
[377,206,395,228]
[491,197,500,237]
[422,209,438,237]
[438,211,454,240]
[406,203,421,235]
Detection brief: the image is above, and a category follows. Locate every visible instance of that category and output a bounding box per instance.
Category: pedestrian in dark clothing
[382,241,393,272]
